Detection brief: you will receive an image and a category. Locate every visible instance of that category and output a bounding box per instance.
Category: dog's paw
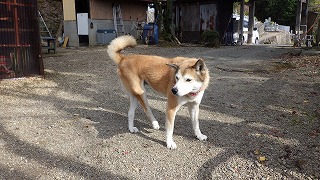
[152,121,160,130]
[129,127,139,133]
[166,141,177,149]
[196,134,207,141]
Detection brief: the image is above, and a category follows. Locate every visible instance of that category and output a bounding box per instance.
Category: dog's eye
[175,76,179,80]
[186,78,192,82]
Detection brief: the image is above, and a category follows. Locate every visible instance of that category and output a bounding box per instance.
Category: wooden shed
[174,0,235,43]
[0,0,44,79]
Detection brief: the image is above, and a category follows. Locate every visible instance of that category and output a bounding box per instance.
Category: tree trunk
[154,0,162,38]
[163,0,173,41]
[317,19,320,45]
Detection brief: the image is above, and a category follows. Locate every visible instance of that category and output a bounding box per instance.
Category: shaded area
[0,123,128,179]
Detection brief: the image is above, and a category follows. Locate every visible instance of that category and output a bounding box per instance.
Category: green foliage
[201,30,220,47]
[255,0,297,28]
[309,0,320,12]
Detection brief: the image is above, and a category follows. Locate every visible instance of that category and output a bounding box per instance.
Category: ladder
[113,4,125,37]
[38,11,56,53]
[38,11,52,38]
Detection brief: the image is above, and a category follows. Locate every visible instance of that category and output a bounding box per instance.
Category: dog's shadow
[82,85,197,147]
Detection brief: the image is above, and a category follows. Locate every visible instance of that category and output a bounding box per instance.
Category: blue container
[96,29,116,44]
[142,23,158,45]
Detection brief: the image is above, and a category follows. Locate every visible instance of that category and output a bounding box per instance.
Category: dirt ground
[0,44,319,179]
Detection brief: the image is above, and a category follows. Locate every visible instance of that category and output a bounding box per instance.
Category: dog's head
[167,59,209,97]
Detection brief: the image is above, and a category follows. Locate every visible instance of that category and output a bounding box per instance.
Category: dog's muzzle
[171,87,178,95]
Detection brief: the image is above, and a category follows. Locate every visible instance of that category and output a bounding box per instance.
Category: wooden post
[295,0,302,46]
[13,0,21,73]
[300,0,309,42]
[317,18,320,46]
[238,0,244,45]
[247,1,255,44]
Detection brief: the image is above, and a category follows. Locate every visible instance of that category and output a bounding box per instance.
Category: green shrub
[201,30,220,47]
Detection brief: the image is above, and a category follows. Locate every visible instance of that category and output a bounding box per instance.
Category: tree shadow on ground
[0,124,129,179]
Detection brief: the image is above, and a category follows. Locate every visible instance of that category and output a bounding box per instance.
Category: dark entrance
[75,0,90,46]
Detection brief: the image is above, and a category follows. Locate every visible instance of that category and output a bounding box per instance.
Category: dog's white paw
[129,127,139,133]
[166,140,177,149]
[152,121,160,130]
[196,134,207,141]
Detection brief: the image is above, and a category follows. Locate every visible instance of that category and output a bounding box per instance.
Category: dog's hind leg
[122,78,159,132]
[121,79,141,133]
[128,93,160,131]
[141,83,160,130]
[128,94,139,133]
[187,102,207,141]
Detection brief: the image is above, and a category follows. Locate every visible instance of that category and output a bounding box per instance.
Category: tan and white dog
[107,35,209,149]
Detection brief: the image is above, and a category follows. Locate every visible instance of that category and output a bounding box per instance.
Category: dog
[107,35,209,149]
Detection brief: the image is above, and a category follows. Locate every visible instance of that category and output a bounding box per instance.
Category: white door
[77,13,88,35]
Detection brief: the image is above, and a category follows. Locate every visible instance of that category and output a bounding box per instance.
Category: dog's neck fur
[187,86,205,97]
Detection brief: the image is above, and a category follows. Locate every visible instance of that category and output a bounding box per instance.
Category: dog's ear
[166,63,179,71]
[194,59,207,72]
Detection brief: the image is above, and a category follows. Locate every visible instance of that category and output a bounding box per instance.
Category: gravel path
[0,44,319,179]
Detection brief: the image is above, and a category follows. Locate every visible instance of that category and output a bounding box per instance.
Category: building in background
[173,0,234,43]
[61,0,259,46]
[62,0,150,47]
[0,0,43,79]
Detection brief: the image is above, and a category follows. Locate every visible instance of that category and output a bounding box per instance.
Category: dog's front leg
[166,106,178,149]
[187,102,207,141]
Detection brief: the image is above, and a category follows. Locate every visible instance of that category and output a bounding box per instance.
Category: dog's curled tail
[107,35,137,64]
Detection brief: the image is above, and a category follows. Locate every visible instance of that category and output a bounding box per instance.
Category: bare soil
[0,44,319,179]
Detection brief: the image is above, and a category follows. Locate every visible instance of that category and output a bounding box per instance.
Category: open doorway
[75,0,90,46]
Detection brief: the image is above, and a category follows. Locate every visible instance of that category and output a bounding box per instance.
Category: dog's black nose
[171,87,178,95]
